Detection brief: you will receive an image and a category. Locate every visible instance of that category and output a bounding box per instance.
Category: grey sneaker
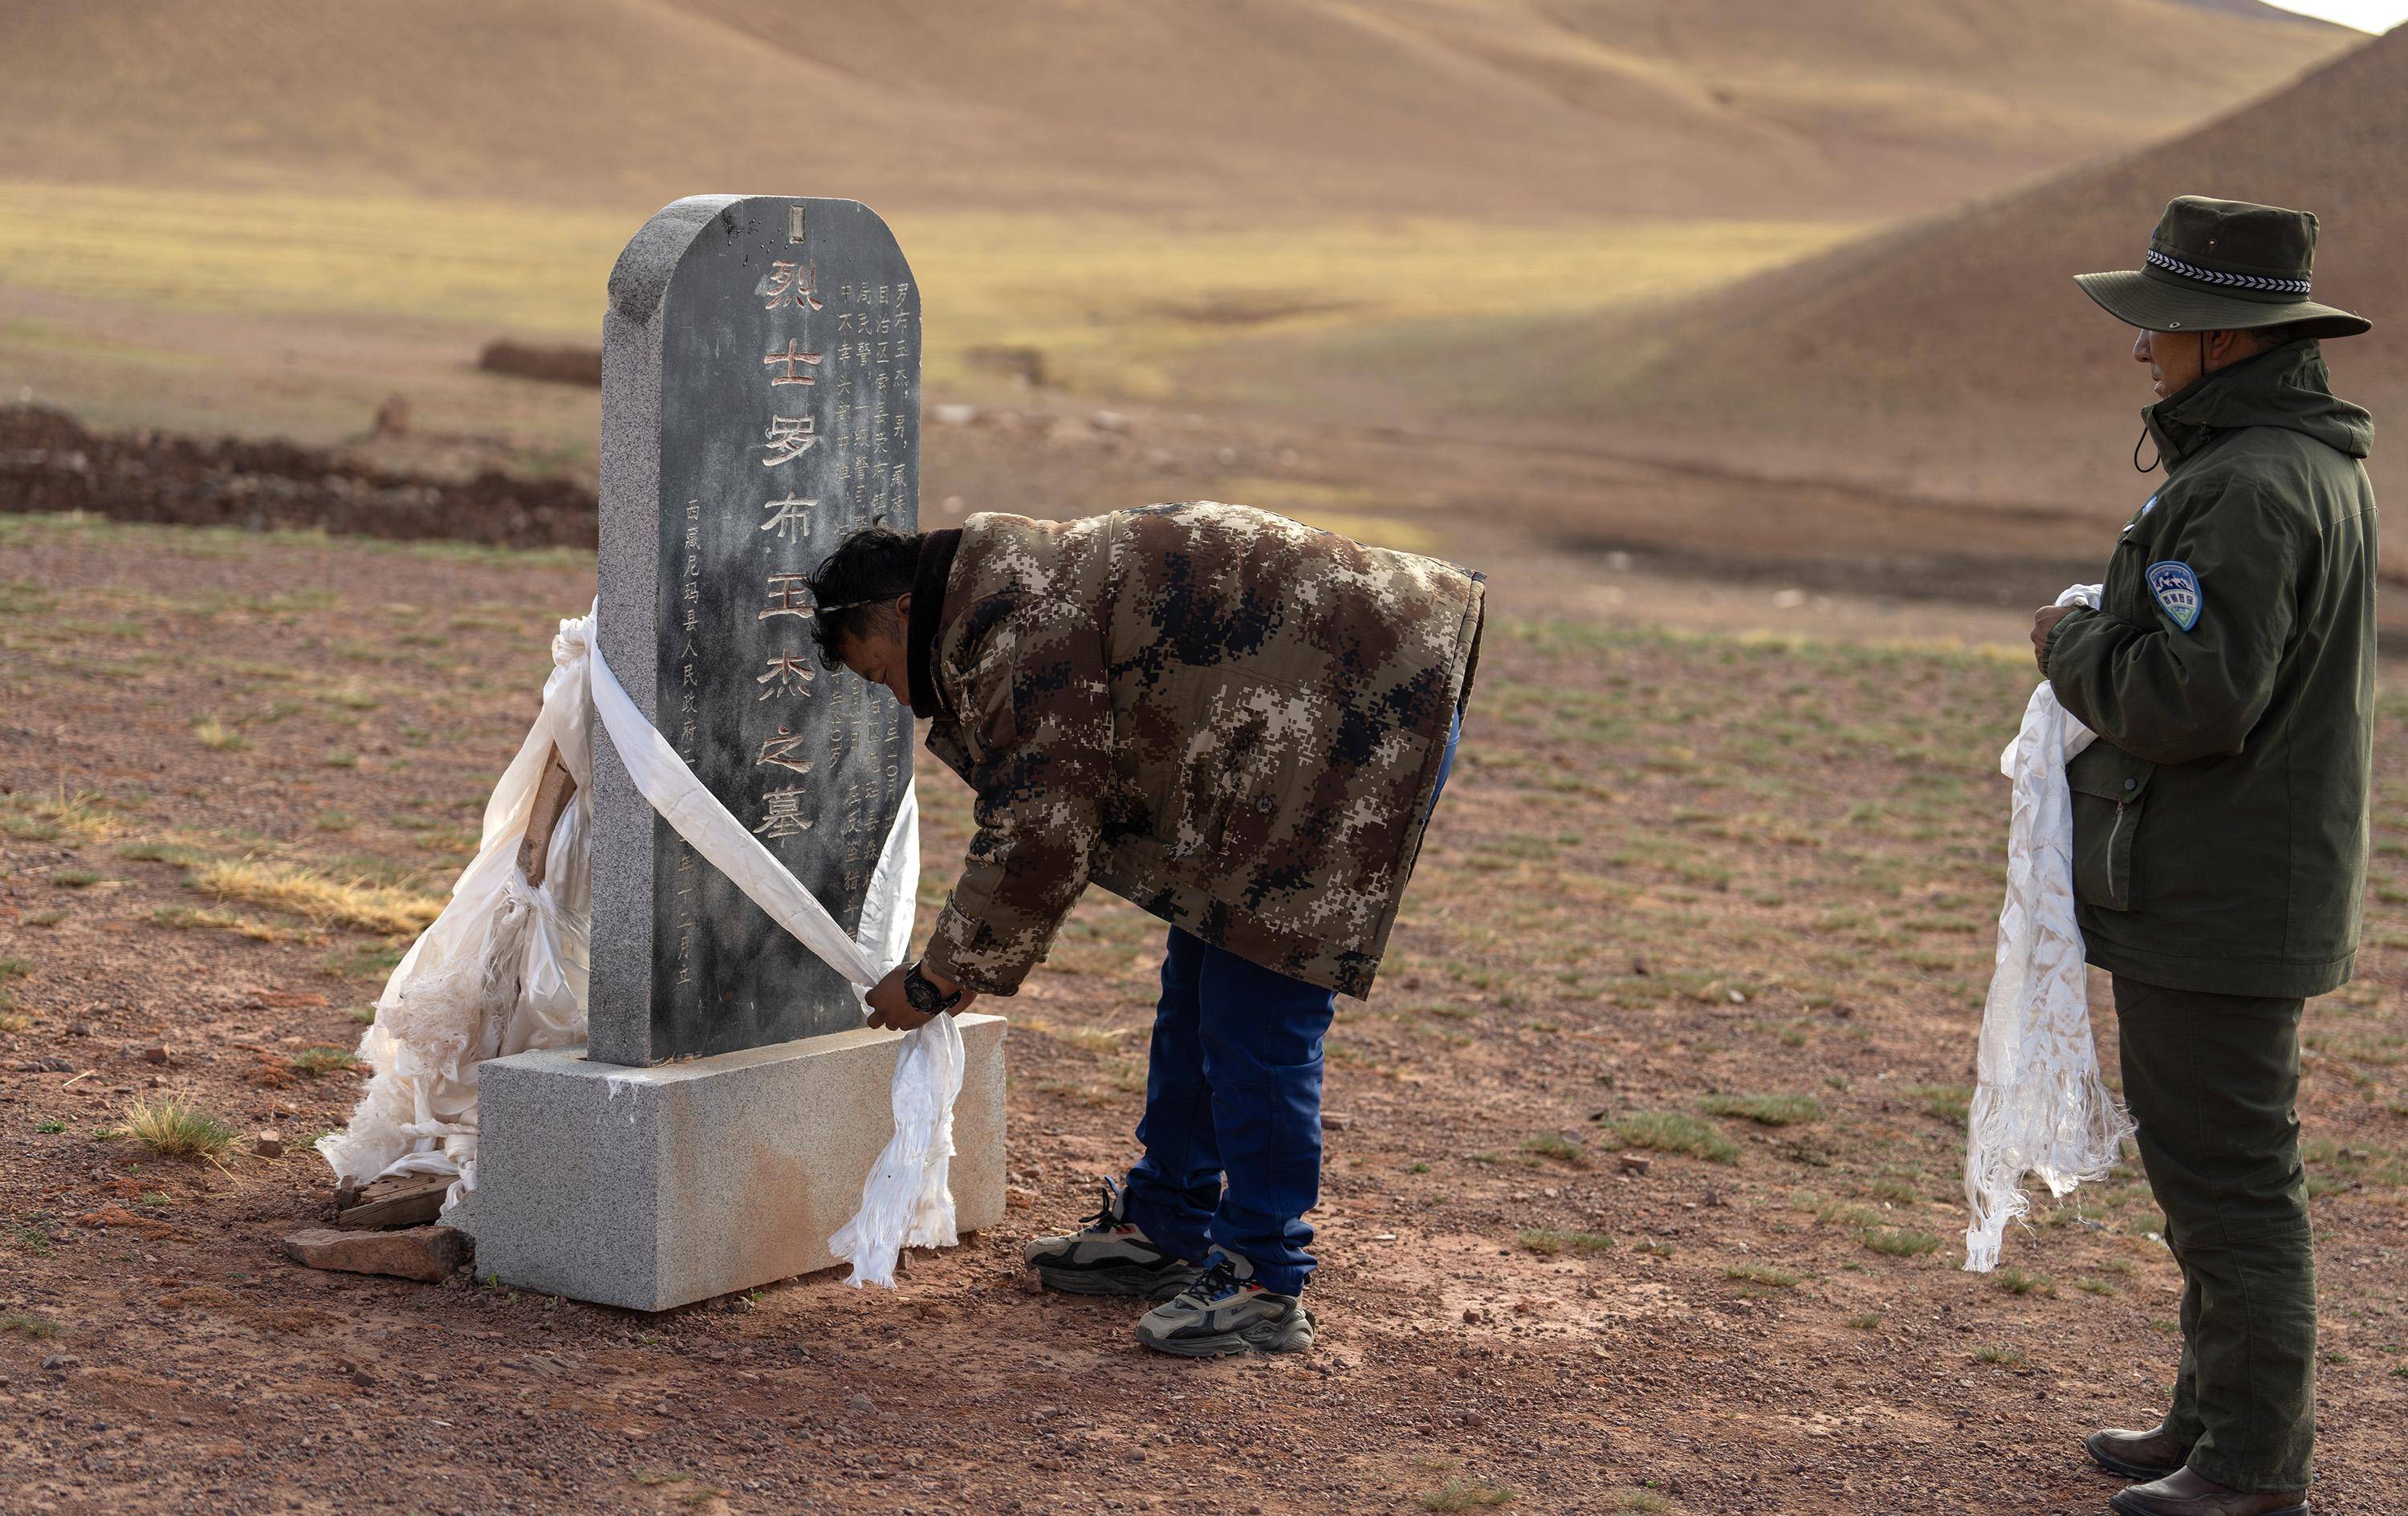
[1135,1251,1313,1358]
[1023,1178,1203,1299]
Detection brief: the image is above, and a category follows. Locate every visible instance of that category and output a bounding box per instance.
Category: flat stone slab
[466,1014,1006,1311]
[284,1225,470,1283]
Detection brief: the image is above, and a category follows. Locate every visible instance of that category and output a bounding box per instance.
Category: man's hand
[2031,604,2078,673]
[864,961,979,1031]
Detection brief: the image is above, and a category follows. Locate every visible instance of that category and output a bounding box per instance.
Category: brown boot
[2086,1424,2189,1481]
[2109,1467,2307,1516]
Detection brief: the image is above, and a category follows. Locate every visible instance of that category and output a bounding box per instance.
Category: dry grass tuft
[1518,1228,1615,1256]
[122,1099,236,1160]
[151,906,319,943]
[192,717,248,751]
[190,860,441,937]
[1421,1477,1515,1512]
[291,1046,365,1076]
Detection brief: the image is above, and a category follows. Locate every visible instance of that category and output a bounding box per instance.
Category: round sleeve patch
[2144,561,2203,632]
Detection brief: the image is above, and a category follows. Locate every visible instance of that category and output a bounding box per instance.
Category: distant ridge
[1576,25,2406,539]
[0,1,2351,222]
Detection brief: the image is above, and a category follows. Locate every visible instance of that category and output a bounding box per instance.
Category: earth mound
[1582,24,2408,535]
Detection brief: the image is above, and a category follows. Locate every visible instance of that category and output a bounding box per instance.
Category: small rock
[1015,1270,1044,1295]
[1617,1153,1652,1175]
[68,1022,94,1038]
[42,1354,78,1372]
[283,1225,470,1283]
[141,1046,169,1064]
[1090,409,1131,434]
[1321,1112,1352,1131]
[253,1131,284,1159]
[930,403,978,426]
[1461,1307,1480,1324]
[846,1393,875,1413]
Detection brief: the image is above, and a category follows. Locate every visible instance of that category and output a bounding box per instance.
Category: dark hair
[807,526,922,669]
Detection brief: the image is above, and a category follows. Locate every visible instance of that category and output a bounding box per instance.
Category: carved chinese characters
[588,197,917,1067]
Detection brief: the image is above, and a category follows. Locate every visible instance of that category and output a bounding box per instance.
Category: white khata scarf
[1963,583,2135,1270]
[322,605,953,1288]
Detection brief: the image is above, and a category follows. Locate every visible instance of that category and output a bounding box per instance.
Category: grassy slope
[0,179,1859,444]
[1500,26,2408,530]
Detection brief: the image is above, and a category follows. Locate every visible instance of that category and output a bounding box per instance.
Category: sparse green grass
[34,1118,66,1134]
[1813,1198,1882,1231]
[117,841,214,868]
[1994,1267,2056,1298]
[1610,1112,1740,1164]
[1519,1132,1590,1167]
[6,1219,53,1255]
[1723,1262,1801,1289]
[1700,1092,1824,1127]
[1605,1490,1673,1514]
[122,1099,236,1160]
[1518,1228,1616,1257]
[1907,1085,1972,1124]
[1974,1344,2027,1366]
[0,956,27,978]
[291,1047,365,1076]
[1848,1312,1884,1331]
[1,1312,62,1339]
[1861,1228,1942,1259]
[1421,1477,1515,1511]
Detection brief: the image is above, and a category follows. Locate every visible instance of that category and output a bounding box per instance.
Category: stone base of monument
[460,1014,1006,1311]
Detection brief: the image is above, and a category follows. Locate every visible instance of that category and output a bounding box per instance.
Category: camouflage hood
[915,502,1485,998]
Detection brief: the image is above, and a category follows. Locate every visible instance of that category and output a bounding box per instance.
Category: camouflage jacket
[914,503,1485,998]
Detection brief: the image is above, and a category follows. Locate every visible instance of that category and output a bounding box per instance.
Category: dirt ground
[2,505,2406,1516]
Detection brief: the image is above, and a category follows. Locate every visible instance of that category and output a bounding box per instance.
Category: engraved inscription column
[589,197,918,1067]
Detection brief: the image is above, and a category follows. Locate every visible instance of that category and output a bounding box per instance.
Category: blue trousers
[1122,709,1459,1295]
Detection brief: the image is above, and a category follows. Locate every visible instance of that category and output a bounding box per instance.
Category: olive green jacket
[2044,339,2377,998]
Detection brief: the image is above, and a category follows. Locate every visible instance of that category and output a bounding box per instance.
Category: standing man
[809,502,1482,1358]
[2033,197,2374,1516]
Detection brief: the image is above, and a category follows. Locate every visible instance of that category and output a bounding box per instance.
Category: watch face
[905,973,938,1012]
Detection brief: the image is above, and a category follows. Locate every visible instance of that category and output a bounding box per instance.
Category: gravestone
[588,194,918,1066]
[463,197,1006,1312]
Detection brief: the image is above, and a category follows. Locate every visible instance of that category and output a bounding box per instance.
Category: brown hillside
[0,0,2349,222]
[1574,25,2406,537]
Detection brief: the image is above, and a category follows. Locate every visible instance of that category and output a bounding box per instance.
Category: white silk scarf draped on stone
[319,608,935,1246]
[1963,584,2134,1271]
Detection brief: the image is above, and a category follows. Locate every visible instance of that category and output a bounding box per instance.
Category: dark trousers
[1121,927,1337,1295]
[1121,708,1461,1295]
[2112,975,2315,1493]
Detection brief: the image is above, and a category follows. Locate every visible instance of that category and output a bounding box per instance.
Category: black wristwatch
[902,961,966,1016]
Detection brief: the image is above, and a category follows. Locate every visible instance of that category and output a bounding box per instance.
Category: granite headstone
[588,196,917,1067]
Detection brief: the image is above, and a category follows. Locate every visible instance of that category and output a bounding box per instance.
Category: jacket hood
[2146,338,2373,469]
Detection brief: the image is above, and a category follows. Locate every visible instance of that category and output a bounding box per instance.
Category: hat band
[2145,247,2310,297]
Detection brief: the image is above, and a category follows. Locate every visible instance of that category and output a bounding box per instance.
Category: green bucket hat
[2076,195,2369,339]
